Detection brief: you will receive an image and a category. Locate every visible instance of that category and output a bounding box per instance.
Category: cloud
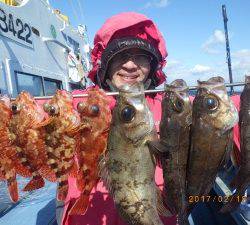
[190,64,212,74]
[202,29,226,54]
[144,0,170,9]
[231,49,250,75]
[232,49,250,58]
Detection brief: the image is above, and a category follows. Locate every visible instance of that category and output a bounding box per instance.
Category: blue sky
[50,0,250,86]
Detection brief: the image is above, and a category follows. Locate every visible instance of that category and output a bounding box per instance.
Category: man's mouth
[118,74,139,81]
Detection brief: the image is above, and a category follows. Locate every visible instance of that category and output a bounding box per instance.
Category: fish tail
[68,191,90,215]
[23,174,45,191]
[229,173,241,189]
[57,174,69,201]
[220,185,247,213]
[0,160,19,202]
[177,211,190,225]
[5,167,19,202]
[0,169,5,180]
[7,177,19,203]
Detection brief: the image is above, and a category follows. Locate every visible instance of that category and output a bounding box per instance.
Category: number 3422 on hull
[0,7,33,48]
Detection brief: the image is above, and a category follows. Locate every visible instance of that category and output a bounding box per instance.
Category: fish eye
[49,105,57,115]
[77,102,86,113]
[11,104,19,113]
[120,106,135,123]
[172,98,184,112]
[43,103,50,113]
[90,104,100,116]
[204,96,219,111]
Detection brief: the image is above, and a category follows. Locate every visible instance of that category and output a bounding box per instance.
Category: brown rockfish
[8,92,55,192]
[187,77,238,211]
[159,79,192,225]
[221,75,250,212]
[42,90,81,201]
[0,95,19,202]
[100,82,171,225]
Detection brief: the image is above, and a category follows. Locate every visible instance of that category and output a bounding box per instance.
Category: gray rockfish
[187,77,238,212]
[221,75,250,212]
[159,80,192,225]
[100,82,171,225]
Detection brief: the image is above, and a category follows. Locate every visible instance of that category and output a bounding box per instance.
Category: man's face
[107,49,152,89]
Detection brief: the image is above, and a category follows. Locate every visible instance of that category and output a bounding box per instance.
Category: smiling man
[88,12,167,92]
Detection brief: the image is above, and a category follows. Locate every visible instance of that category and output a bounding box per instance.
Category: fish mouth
[118,73,140,82]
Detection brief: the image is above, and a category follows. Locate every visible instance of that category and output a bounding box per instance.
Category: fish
[69,87,112,215]
[0,95,19,202]
[100,82,171,225]
[42,90,81,201]
[186,77,238,212]
[8,92,56,192]
[220,75,250,212]
[151,80,192,225]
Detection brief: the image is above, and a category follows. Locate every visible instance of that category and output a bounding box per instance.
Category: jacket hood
[88,12,168,88]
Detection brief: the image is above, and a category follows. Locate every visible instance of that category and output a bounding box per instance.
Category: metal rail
[10,81,246,100]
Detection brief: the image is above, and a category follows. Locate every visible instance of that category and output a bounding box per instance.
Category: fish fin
[39,166,57,182]
[14,161,32,177]
[34,117,53,128]
[66,124,91,136]
[98,153,113,194]
[229,171,243,189]
[23,175,45,191]
[68,161,78,178]
[76,174,84,191]
[8,179,19,203]
[147,140,170,158]
[57,177,69,201]
[156,188,173,217]
[220,183,247,213]
[0,170,5,180]
[68,193,90,215]
[220,197,241,213]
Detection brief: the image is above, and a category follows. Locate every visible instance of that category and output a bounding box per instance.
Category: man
[58,12,178,225]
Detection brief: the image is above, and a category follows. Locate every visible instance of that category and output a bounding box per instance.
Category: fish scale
[186,77,238,213]
[69,87,111,215]
[100,82,171,225]
[221,75,250,212]
[8,92,56,192]
[42,90,80,201]
[155,79,192,225]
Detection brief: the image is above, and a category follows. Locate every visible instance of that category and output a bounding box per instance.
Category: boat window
[0,68,8,95]
[44,78,62,96]
[15,72,44,96]
[69,82,82,91]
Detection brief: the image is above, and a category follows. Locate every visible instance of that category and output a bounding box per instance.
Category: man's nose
[121,59,138,70]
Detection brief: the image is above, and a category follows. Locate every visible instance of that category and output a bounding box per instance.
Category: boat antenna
[222,5,234,94]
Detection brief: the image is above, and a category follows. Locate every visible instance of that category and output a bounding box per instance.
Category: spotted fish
[186,77,238,212]
[69,87,112,215]
[100,82,171,225]
[221,76,250,212]
[42,90,80,201]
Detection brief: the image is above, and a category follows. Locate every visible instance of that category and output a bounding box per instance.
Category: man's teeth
[120,75,138,79]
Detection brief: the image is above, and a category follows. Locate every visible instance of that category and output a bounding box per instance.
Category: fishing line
[67,0,81,25]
